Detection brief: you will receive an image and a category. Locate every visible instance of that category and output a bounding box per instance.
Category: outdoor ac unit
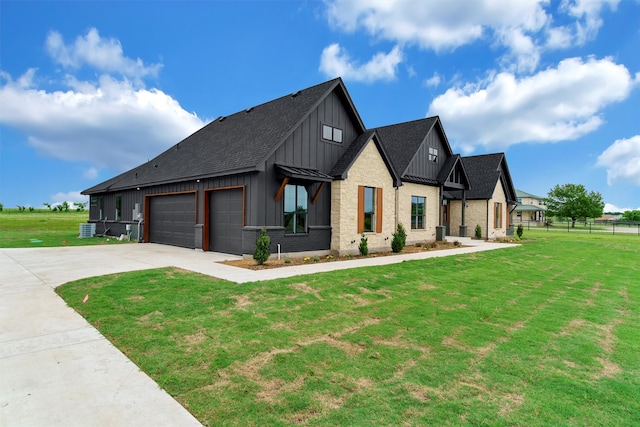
[79,223,96,238]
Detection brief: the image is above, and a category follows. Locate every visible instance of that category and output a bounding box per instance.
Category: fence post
[613,221,615,235]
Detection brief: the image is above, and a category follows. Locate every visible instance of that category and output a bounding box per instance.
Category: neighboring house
[514,189,546,224]
[446,154,518,240]
[82,78,517,256]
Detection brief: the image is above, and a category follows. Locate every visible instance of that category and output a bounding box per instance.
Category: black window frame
[363,186,375,233]
[411,196,426,230]
[428,146,438,162]
[284,184,308,234]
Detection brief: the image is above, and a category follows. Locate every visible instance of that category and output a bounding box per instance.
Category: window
[494,202,503,228]
[411,196,426,229]
[99,197,104,220]
[284,184,307,233]
[429,146,438,162]
[115,195,122,221]
[364,187,375,232]
[322,124,343,143]
[358,186,383,233]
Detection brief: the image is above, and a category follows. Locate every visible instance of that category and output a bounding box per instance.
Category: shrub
[391,223,407,253]
[253,228,271,265]
[0,202,3,211]
[474,224,482,239]
[284,258,292,264]
[358,234,368,256]
[313,256,320,263]
[454,240,461,247]
[516,224,524,239]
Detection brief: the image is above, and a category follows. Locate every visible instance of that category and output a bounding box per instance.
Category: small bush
[284,258,292,264]
[313,256,320,263]
[253,228,271,265]
[391,223,407,253]
[454,240,461,247]
[358,234,368,256]
[475,224,482,239]
[516,224,524,239]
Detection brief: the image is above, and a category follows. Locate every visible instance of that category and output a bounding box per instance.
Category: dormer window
[322,124,343,143]
[429,147,438,162]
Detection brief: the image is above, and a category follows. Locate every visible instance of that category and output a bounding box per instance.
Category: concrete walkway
[0,238,517,426]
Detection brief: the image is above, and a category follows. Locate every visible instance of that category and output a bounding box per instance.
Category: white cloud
[319,43,404,82]
[46,28,162,83]
[0,70,204,172]
[424,73,441,87]
[0,29,205,176]
[50,191,88,204]
[604,203,639,213]
[596,135,640,186]
[323,0,619,73]
[324,0,549,71]
[84,167,98,180]
[559,0,620,44]
[427,57,636,152]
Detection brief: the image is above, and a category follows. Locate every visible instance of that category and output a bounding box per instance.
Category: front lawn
[0,209,129,248]
[57,232,640,426]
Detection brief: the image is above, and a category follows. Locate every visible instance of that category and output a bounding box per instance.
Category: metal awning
[275,164,334,182]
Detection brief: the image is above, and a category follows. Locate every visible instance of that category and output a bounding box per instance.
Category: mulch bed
[220,241,464,270]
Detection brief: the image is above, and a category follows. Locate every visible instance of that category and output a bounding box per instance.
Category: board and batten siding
[404,129,448,179]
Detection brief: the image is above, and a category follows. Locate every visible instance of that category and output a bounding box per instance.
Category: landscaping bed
[221,240,464,270]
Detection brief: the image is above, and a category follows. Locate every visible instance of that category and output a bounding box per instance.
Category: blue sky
[1,0,639,212]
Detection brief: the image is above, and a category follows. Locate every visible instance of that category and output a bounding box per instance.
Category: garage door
[209,188,243,255]
[149,193,196,248]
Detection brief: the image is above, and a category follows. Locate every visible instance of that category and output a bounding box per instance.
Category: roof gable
[373,116,455,182]
[458,153,517,201]
[330,130,401,187]
[84,78,362,193]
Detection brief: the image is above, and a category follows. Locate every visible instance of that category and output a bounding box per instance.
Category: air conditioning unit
[79,223,96,238]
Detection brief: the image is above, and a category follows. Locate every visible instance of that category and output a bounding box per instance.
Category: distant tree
[43,202,52,210]
[76,202,88,212]
[621,210,640,222]
[545,184,604,228]
[0,202,3,211]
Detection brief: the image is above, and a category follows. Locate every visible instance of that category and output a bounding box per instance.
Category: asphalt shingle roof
[373,117,446,177]
[455,153,515,201]
[84,78,351,193]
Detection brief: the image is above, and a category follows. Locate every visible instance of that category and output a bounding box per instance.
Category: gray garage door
[149,193,196,248]
[209,188,243,255]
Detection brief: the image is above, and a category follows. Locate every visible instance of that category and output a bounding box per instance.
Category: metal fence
[519,220,640,235]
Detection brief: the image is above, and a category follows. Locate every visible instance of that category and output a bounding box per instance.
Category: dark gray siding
[405,131,448,179]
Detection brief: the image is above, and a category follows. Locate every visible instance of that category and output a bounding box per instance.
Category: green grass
[56,231,640,426]
[0,209,130,248]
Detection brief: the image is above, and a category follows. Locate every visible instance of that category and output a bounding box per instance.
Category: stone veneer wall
[450,180,508,239]
[331,139,396,255]
[396,182,439,244]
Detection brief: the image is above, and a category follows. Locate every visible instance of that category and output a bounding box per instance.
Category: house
[514,189,546,225]
[446,154,518,239]
[82,78,517,256]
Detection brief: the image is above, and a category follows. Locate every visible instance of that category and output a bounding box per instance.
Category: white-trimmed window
[322,124,343,143]
[429,147,438,162]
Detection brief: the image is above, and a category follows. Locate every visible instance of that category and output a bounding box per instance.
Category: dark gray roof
[84,78,360,193]
[373,117,451,177]
[329,130,401,186]
[452,153,516,201]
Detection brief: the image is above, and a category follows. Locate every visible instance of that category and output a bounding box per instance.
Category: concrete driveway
[0,239,517,426]
[0,244,243,427]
